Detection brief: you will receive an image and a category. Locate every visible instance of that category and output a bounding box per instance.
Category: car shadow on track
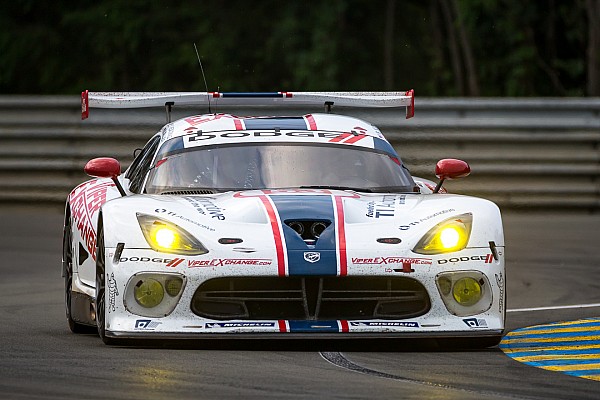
[103,337,502,352]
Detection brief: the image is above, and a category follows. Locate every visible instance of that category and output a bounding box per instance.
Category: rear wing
[81,90,414,120]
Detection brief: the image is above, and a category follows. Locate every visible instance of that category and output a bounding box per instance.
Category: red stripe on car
[305,114,317,130]
[278,320,287,332]
[234,118,243,130]
[167,258,184,268]
[259,195,287,276]
[340,320,349,332]
[343,134,367,144]
[334,196,348,276]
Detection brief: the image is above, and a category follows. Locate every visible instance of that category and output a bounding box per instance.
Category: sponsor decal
[328,132,367,144]
[399,208,455,231]
[349,321,420,328]
[119,256,180,264]
[135,319,162,330]
[107,273,119,313]
[167,258,185,267]
[304,252,321,263]
[184,196,226,221]
[495,272,505,315]
[188,258,272,267]
[69,180,115,261]
[154,208,215,231]
[205,322,276,329]
[366,195,405,218]
[121,256,271,268]
[182,130,370,148]
[352,257,431,265]
[437,254,494,264]
[463,318,488,329]
[352,256,431,273]
[184,113,232,127]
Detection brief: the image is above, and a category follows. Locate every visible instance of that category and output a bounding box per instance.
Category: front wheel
[64,215,96,334]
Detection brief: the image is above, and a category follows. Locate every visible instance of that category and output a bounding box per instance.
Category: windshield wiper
[299,185,373,193]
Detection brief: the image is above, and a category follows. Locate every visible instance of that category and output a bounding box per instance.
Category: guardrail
[1,96,599,209]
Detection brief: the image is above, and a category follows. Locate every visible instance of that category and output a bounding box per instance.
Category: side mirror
[84,157,121,179]
[433,159,470,193]
[84,157,126,196]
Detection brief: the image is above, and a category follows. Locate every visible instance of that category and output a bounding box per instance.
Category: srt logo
[463,318,488,328]
[135,320,161,330]
[304,252,321,263]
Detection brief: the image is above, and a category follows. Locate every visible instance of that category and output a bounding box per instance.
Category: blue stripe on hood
[244,117,308,130]
[269,195,337,276]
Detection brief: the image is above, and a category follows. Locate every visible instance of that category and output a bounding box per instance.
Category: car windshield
[145,143,415,194]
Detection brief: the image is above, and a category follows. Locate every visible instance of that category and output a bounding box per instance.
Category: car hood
[101,189,502,276]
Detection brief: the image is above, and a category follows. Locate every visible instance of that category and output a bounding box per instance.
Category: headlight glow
[440,226,460,249]
[154,227,177,249]
[413,213,472,255]
[137,213,208,255]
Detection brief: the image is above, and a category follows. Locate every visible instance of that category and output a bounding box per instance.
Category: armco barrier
[1,96,599,209]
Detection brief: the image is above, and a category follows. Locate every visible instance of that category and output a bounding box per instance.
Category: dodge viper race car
[63,90,505,347]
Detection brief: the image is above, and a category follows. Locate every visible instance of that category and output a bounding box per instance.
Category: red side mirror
[84,158,126,196]
[435,159,470,180]
[84,157,121,179]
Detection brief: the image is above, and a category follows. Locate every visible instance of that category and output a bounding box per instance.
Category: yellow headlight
[153,226,177,249]
[413,213,472,255]
[440,226,461,249]
[137,213,208,255]
[452,277,482,306]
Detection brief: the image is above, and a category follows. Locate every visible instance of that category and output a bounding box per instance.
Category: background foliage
[1,0,599,96]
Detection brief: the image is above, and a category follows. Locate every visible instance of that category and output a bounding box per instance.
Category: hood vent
[160,189,216,195]
[286,220,331,244]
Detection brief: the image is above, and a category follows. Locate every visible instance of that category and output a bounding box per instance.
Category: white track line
[507,303,600,313]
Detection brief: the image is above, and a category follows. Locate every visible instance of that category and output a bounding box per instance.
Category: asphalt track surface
[1,207,599,399]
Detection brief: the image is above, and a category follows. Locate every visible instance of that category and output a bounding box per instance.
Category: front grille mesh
[191,276,430,320]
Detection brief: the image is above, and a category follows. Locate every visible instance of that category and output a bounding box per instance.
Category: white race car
[63,90,505,346]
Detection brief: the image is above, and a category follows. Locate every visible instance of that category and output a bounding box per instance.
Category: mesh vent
[191,276,430,321]
[160,189,216,195]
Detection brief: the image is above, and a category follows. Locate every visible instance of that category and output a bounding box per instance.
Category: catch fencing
[1,96,599,210]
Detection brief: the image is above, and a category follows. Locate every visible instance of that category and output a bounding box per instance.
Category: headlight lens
[413,213,472,254]
[436,271,492,316]
[452,277,482,306]
[125,273,186,317]
[137,213,208,255]
[134,278,164,308]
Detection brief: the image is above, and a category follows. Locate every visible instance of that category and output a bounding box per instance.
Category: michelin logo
[205,322,276,329]
[349,321,419,328]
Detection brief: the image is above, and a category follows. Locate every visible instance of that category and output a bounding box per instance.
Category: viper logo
[304,252,321,263]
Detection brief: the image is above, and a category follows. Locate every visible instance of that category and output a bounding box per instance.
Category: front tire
[64,214,96,334]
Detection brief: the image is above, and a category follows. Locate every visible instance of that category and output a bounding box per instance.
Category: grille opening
[191,276,430,321]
